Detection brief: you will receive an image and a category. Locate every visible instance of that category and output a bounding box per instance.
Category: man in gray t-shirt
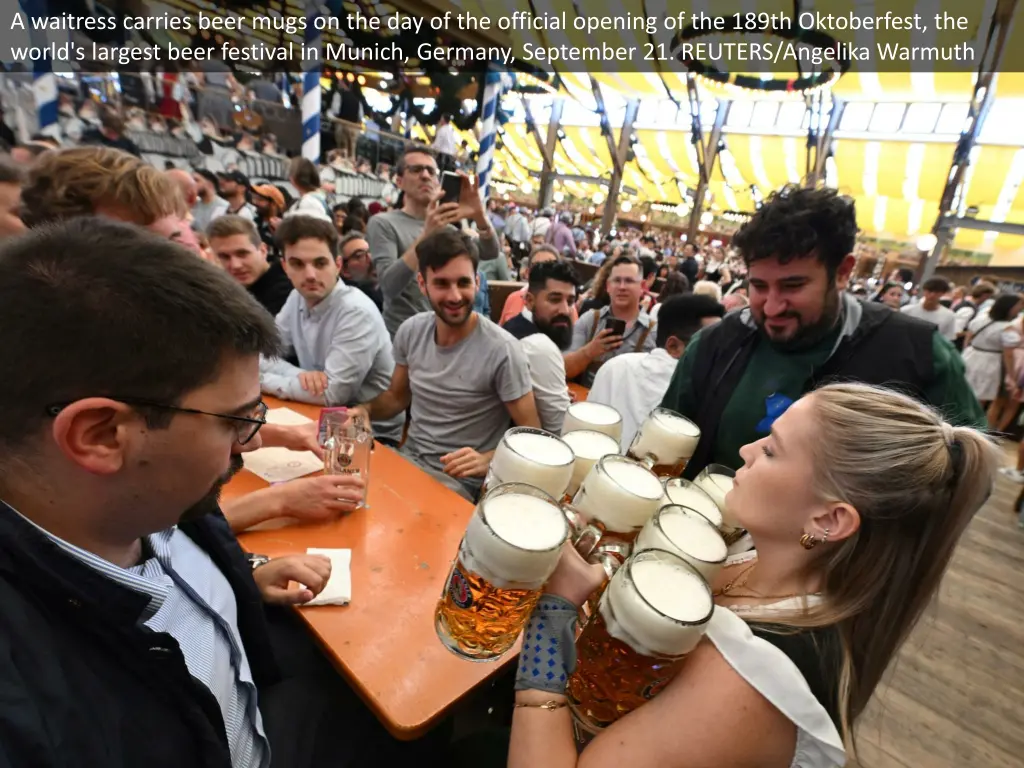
[366,147,500,337]
[355,228,539,500]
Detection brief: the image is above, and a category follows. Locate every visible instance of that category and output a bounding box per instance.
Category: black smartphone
[604,318,627,336]
[440,171,462,205]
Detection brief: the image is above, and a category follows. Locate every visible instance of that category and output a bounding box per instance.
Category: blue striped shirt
[13,512,270,767]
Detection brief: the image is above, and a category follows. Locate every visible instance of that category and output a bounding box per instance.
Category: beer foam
[562,430,621,497]
[658,509,727,564]
[663,481,723,528]
[695,473,736,526]
[562,430,620,461]
[504,430,574,466]
[462,493,567,588]
[630,410,700,463]
[604,556,712,656]
[603,459,664,500]
[566,401,621,426]
[655,411,700,436]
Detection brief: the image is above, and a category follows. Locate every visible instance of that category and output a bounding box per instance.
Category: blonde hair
[692,279,722,302]
[782,383,997,754]
[21,146,182,227]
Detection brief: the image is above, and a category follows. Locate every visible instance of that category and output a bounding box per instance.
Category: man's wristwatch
[246,553,271,571]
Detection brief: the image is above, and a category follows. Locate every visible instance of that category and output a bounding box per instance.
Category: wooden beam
[687,85,730,242]
[601,99,639,234]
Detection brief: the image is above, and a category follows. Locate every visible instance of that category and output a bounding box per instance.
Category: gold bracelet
[513,700,568,711]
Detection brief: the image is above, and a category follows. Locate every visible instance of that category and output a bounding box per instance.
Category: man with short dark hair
[0,217,388,767]
[953,280,996,350]
[208,215,293,316]
[218,169,257,221]
[680,241,700,286]
[902,277,957,341]
[570,253,657,386]
[502,259,578,434]
[260,215,403,443]
[0,156,25,238]
[354,228,538,499]
[339,231,383,311]
[365,146,499,336]
[590,294,724,450]
[639,254,658,312]
[661,185,985,475]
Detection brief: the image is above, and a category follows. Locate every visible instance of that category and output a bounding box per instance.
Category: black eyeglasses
[45,398,269,445]
[402,164,438,177]
[344,248,370,262]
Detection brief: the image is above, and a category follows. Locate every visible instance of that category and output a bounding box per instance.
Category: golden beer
[570,455,664,557]
[435,483,568,661]
[568,549,714,735]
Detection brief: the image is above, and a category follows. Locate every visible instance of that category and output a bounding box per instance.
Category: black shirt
[247,261,293,316]
[80,128,141,157]
[351,279,384,313]
[502,312,540,340]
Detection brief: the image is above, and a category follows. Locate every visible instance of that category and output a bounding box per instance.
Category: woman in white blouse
[962,292,1024,410]
[503,383,996,768]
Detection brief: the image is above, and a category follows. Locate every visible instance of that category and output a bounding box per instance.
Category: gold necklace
[714,563,757,597]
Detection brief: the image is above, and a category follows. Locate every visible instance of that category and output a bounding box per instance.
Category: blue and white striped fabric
[20,0,58,137]
[475,67,511,203]
[301,0,322,162]
[13,510,270,768]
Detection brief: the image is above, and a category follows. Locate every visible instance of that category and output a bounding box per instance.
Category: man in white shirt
[217,170,257,221]
[432,113,457,171]
[259,215,404,443]
[501,260,578,434]
[191,169,229,231]
[589,294,725,450]
[902,277,957,341]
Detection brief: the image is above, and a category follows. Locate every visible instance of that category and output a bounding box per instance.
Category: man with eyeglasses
[569,252,657,387]
[365,146,500,337]
[339,230,383,312]
[0,218,442,766]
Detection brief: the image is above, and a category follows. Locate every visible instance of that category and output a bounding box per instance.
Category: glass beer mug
[481,427,575,501]
[627,408,700,477]
[561,401,623,443]
[320,407,372,510]
[662,478,723,531]
[561,429,621,499]
[692,464,744,544]
[567,455,664,557]
[635,505,727,581]
[568,549,714,738]
[435,483,569,661]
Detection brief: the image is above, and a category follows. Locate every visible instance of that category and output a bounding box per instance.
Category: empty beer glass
[435,483,569,661]
[321,407,372,509]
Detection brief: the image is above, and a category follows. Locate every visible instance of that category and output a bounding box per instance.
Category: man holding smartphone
[569,252,657,386]
[366,147,500,337]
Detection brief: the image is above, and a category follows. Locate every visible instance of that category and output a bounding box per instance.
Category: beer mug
[561,401,623,443]
[569,455,664,557]
[568,548,714,735]
[481,427,575,500]
[321,408,372,510]
[635,505,727,581]
[692,464,743,543]
[435,483,569,661]
[561,429,621,499]
[662,478,723,530]
[627,408,700,477]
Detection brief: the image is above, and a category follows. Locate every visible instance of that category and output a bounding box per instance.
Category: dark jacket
[680,298,937,478]
[0,503,280,768]
[502,312,540,340]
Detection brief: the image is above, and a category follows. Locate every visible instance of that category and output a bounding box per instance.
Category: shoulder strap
[633,323,652,352]
[587,311,600,342]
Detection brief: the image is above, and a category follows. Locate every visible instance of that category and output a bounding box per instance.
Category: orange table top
[568,382,589,402]
[226,398,512,739]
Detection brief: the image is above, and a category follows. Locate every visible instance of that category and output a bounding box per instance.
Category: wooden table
[225,398,512,739]
[568,382,590,402]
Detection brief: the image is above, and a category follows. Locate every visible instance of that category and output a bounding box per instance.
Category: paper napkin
[303,547,352,606]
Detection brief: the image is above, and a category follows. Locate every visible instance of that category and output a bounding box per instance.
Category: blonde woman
[502,383,996,768]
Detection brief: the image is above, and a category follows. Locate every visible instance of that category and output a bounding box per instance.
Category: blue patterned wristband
[514,594,579,694]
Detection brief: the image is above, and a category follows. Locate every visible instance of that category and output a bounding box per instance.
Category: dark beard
[535,315,573,350]
[757,286,843,352]
[178,454,245,523]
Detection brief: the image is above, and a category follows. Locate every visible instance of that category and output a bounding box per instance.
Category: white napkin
[242,407,322,483]
[302,547,352,606]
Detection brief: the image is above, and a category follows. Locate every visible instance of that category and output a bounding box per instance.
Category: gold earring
[799,532,818,550]
[821,527,830,545]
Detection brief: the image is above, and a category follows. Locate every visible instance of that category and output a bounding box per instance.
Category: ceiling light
[553,191,565,203]
[522,182,533,194]
[916,233,938,252]
[700,211,714,226]
[621,200,632,212]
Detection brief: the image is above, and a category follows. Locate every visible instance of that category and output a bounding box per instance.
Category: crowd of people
[0,96,1010,768]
